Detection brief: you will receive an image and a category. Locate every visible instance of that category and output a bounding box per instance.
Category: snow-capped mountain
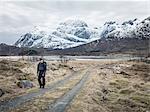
[15,20,100,49]
[134,17,150,39]
[99,17,150,39]
[15,17,150,49]
[100,19,139,39]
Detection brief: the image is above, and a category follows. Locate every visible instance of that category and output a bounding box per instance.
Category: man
[37,58,47,88]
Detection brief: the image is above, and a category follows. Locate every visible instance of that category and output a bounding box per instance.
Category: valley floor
[0,58,150,112]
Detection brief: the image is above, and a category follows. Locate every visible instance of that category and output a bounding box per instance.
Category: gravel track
[46,70,91,112]
[0,70,82,112]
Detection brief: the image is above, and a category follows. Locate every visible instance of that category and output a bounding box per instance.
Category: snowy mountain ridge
[15,17,150,49]
[15,19,100,49]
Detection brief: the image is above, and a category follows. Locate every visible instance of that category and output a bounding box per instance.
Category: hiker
[37,58,47,88]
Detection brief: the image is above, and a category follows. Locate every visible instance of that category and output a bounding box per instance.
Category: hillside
[0,43,48,56]
[47,38,150,56]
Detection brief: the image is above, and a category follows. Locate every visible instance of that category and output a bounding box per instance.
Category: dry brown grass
[10,69,87,112]
[0,59,150,112]
[67,60,150,112]
[0,60,75,101]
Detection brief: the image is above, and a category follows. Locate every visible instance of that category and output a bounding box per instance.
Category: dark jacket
[37,62,47,73]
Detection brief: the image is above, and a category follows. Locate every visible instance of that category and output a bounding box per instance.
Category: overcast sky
[0,0,149,45]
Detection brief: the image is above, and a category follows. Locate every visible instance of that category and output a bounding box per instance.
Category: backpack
[38,62,46,71]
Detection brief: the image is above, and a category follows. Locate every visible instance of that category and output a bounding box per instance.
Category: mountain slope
[47,17,150,56]
[15,20,100,49]
[46,38,149,56]
[0,43,49,56]
[100,17,150,39]
[15,17,150,50]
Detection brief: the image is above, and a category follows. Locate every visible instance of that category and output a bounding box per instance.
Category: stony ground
[0,59,149,112]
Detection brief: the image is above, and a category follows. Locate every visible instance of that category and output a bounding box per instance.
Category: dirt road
[0,66,92,112]
[46,69,91,112]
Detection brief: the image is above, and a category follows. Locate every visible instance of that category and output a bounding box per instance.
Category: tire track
[46,70,91,112]
[0,69,84,112]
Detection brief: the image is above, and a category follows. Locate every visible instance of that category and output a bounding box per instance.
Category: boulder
[17,80,34,88]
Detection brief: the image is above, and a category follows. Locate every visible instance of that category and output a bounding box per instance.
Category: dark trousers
[38,71,45,87]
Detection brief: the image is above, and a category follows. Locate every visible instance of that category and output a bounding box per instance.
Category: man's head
[39,58,44,63]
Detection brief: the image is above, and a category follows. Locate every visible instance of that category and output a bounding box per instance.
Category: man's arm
[44,62,47,74]
[45,62,47,71]
[37,63,39,74]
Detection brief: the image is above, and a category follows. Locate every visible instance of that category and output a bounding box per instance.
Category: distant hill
[0,43,48,56]
[0,43,21,56]
[47,38,150,56]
